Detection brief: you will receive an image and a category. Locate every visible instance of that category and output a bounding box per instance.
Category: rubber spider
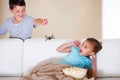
[45,34,55,41]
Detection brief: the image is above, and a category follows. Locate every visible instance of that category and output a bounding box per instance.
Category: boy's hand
[34,18,48,25]
[41,19,48,25]
[73,40,80,47]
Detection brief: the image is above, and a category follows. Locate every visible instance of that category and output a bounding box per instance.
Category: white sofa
[0,38,120,80]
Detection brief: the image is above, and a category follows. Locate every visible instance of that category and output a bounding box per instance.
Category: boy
[56,38,102,79]
[0,0,48,41]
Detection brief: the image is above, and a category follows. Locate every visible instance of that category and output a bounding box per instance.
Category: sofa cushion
[23,38,72,75]
[96,39,120,77]
[97,78,120,80]
[0,39,23,76]
[0,77,20,80]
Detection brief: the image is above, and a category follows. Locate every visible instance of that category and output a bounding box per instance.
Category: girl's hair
[9,0,26,10]
[86,38,102,54]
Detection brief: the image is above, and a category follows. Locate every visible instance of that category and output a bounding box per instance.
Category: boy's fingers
[42,19,48,25]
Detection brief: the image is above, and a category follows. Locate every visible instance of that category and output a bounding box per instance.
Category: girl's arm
[33,18,48,26]
[91,55,97,80]
[56,40,80,53]
[87,55,96,80]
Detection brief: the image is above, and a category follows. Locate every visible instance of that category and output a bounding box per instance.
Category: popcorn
[62,67,87,79]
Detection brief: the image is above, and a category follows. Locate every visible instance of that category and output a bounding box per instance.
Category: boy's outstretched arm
[33,18,48,26]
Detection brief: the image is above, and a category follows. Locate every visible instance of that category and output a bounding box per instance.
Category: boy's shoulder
[24,15,34,19]
[3,17,13,24]
[6,17,13,22]
[22,15,34,22]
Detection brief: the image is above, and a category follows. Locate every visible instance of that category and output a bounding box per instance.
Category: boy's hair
[86,38,102,54]
[9,0,26,10]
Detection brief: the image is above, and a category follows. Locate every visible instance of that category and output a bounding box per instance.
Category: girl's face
[80,41,94,56]
[10,5,26,23]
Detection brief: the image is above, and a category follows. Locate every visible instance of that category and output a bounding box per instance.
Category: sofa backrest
[0,39,23,76]
[96,39,120,78]
[23,38,72,75]
[1,38,120,78]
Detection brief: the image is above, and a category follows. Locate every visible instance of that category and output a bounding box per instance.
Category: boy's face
[79,40,94,56]
[10,5,26,22]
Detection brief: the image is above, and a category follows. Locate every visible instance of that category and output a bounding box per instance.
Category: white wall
[0,0,3,24]
[102,0,120,39]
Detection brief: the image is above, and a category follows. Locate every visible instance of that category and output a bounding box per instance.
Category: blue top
[61,46,92,69]
[0,15,34,40]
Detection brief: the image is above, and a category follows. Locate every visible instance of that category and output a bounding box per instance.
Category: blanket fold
[21,62,77,80]
[20,62,93,80]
